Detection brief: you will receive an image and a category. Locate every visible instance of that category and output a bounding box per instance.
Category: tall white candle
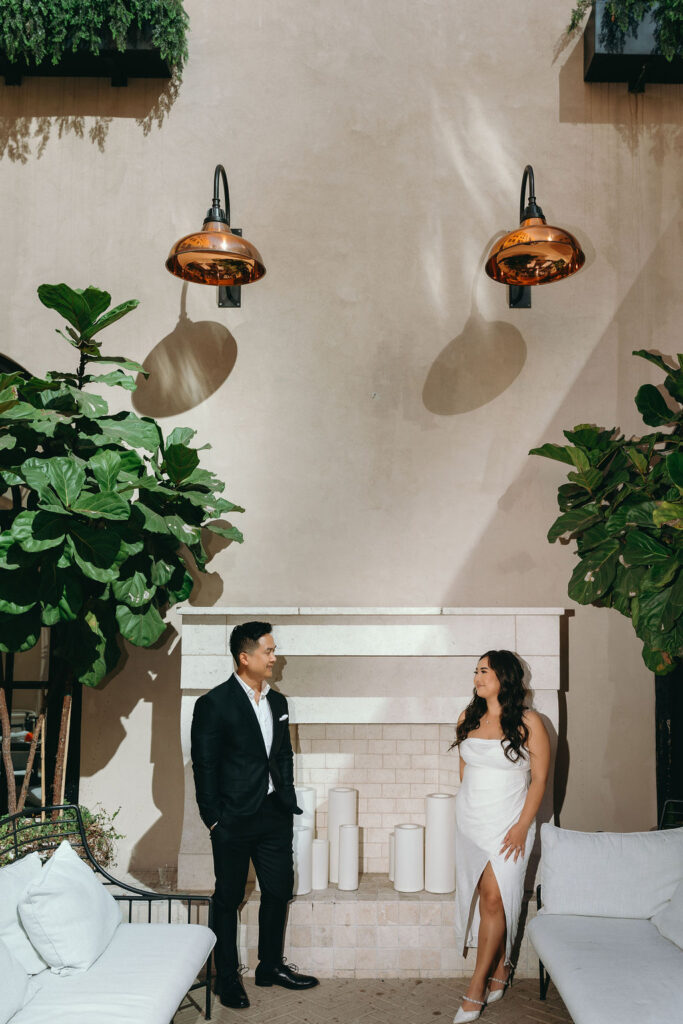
[312,838,329,890]
[388,831,395,882]
[338,824,359,890]
[394,823,424,893]
[293,825,313,895]
[425,793,456,893]
[295,786,317,831]
[327,787,357,884]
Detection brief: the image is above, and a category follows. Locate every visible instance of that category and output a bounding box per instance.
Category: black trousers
[210,793,294,980]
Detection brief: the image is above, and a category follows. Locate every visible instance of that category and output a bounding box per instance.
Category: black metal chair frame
[0,804,214,1020]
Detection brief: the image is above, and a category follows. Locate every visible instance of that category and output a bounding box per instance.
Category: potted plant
[531,348,683,819]
[569,0,683,91]
[0,283,243,814]
[0,0,189,86]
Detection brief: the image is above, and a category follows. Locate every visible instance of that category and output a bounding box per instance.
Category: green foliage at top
[0,0,189,72]
[569,1,683,62]
[531,350,683,676]
[0,283,243,688]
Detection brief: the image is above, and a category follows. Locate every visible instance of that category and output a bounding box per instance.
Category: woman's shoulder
[522,708,547,734]
[457,710,466,726]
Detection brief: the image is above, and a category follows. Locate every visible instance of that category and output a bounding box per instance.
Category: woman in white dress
[452,650,550,1023]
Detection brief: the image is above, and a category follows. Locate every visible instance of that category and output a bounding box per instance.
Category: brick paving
[175,977,572,1024]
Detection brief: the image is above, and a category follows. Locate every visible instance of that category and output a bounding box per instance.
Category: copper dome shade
[166,165,265,306]
[485,166,584,307]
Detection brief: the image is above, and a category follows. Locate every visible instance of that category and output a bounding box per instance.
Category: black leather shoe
[255,959,319,990]
[217,974,250,1008]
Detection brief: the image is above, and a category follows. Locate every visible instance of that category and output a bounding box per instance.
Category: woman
[452,650,550,1023]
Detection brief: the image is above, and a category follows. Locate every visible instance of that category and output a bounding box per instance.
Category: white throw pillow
[0,853,46,974]
[652,877,683,949]
[0,936,29,1024]
[540,823,683,918]
[18,840,121,975]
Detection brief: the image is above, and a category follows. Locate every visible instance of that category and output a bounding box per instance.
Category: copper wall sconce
[166,164,266,308]
[485,165,585,309]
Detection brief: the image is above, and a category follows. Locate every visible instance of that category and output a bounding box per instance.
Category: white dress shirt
[236,673,275,794]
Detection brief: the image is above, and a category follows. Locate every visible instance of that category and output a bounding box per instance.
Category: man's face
[240,634,277,682]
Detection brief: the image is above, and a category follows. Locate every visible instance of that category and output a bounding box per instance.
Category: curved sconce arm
[207,164,231,225]
[519,164,543,222]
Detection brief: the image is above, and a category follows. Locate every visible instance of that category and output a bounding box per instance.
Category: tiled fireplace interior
[294,722,459,874]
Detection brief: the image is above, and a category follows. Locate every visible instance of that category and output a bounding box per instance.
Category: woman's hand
[500,821,529,862]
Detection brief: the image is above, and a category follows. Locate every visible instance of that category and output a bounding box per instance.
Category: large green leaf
[666,452,683,491]
[37,283,93,333]
[567,542,620,604]
[204,522,244,543]
[68,524,121,582]
[45,457,85,506]
[612,564,646,616]
[112,571,157,609]
[165,568,193,605]
[39,567,82,623]
[622,530,671,566]
[605,501,658,534]
[652,501,683,530]
[92,412,161,453]
[529,443,574,465]
[115,603,166,646]
[85,370,137,391]
[632,349,675,374]
[81,299,139,340]
[63,387,109,418]
[662,571,683,632]
[134,501,170,535]
[81,287,111,320]
[547,505,601,543]
[89,355,149,377]
[150,558,177,586]
[641,643,675,675]
[89,450,122,492]
[10,510,67,551]
[163,444,199,483]
[165,427,196,448]
[567,467,602,494]
[71,490,131,520]
[166,516,201,545]
[635,384,676,427]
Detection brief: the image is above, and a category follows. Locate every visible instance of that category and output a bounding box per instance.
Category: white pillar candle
[327,786,357,884]
[337,824,359,890]
[388,831,395,882]
[394,823,424,893]
[425,793,456,893]
[312,838,329,890]
[293,825,313,895]
[295,786,317,831]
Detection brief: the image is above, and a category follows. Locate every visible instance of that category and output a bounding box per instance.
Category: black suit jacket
[191,674,302,830]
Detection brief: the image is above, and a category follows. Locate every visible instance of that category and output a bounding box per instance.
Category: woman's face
[474,656,501,701]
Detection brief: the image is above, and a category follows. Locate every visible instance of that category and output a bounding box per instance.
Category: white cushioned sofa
[528,823,683,1024]
[0,807,215,1024]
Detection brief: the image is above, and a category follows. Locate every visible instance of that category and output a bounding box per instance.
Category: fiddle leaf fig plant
[531,349,683,676]
[0,283,243,810]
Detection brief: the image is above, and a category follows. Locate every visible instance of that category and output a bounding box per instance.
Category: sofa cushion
[539,822,683,918]
[528,914,683,1024]
[0,937,29,1024]
[0,854,46,974]
[18,840,121,975]
[652,877,683,950]
[13,923,216,1024]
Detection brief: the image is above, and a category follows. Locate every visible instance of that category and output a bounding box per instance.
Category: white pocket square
[279,714,288,721]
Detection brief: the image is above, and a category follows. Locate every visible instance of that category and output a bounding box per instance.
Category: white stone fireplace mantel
[178,607,567,889]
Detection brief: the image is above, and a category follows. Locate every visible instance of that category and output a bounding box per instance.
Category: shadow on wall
[422,258,527,416]
[133,284,238,417]
[80,633,184,878]
[0,74,179,161]
[557,31,683,158]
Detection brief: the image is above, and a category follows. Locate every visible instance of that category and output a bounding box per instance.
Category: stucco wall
[3,0,674,873]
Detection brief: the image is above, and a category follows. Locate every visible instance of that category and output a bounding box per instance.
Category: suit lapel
[229,674,269,755]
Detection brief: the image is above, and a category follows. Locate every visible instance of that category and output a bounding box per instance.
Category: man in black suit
[191,620,318,1008]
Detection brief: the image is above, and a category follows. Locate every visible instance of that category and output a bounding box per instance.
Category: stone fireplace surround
[178,607,565,977]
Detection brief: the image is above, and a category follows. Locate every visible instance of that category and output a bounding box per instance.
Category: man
[191,620,318,1008]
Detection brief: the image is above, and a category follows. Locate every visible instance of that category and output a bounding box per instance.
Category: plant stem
[77,349,87,391]
[17,708,45,814]
[0,685,16,815]
[51,680,72,810]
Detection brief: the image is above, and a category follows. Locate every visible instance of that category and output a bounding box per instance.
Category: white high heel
[486,964,514,1004]
[453,996,486,1023]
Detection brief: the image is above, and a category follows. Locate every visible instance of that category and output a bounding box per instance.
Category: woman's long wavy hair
[451,650,529,762]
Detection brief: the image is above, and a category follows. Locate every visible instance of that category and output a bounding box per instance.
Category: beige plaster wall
[3,0,676,872]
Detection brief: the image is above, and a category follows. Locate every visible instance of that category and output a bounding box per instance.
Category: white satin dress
[454,737,535,963]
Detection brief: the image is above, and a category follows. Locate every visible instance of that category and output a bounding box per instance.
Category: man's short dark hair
[230,621,273,665]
